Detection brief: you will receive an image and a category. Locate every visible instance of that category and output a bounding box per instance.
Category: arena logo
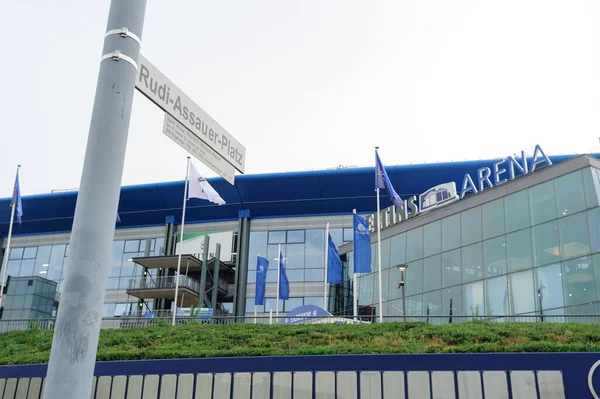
[367,144,552,232]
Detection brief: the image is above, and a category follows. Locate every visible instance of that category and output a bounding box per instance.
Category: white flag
[188,162,226,205]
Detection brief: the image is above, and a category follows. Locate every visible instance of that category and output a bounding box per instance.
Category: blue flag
[11,169,22,225]
[278,252,290,300]
[353,213,372,273]
[254,256,269,306]
[375,150,403,208]
[327,233,342,283]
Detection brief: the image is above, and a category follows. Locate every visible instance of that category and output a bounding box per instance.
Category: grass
[0,322,599,365]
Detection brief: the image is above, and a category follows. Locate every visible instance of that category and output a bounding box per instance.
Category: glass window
[406,227,423,262]
[532,221,561,267]
[390,233,406,266]
[47,245,66,282]
[441,249,461,288]
[268,231,286,244]
[583,167,600,209]
[506,229,533,272]
[559,212,590,260]
[562,256,595,307]
[483,236,507,278]
[358,273,375,305]
[461,207,482,246]
[461,243,483,284]
[388,266,401,301]
[441,287,462,318]
[505,190,530,233]
[422,255,441,292]
[343,228,353,243]
[510,269,535,314]
[5,259,21,279]
[535,263,564,311]
[245,298,257,313]
[285,269,303,282]
[405,260,423,296]
[248,232,268,267]
[406,295,423,317]
[305,269,324,282]
[124,240,140,253]
[9,248,23,260]
[555,171,586,217]
[588,208,600,254]
[284,297,304,312]
[106,277,120,290]
[422,290,442,317]
[462,281,484,318]
[529,181,557,225]
[304,296,322,307]
[565,303,598,322]
[486,276,508,316]
[381,239,391,271]
[482,199,505,240]
[441,214,461,252]
[19,259,35,276]
[305,229,324,269]
[329,228,344,247]
[423,221,441,257]
[285,244,305,269]
[287,230,305,244]
[33,246,52,276]
[22,247,37,259]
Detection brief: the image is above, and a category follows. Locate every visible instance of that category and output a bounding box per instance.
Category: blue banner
[375,150,403,208]
[254,256,269,306]
[280,305,331,324]
[353,214,372,273]
[11,168,22,225]
[327,233,342,283]
[279,252,290,300]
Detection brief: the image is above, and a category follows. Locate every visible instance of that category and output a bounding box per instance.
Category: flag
[11,169,22,225]
[116,213,121,223]
[327,233,342,283]
[188,162,225,205]
[278,252,290,300]
[353,213,372,273]
[254,256,269,306]
[375,150,403,207]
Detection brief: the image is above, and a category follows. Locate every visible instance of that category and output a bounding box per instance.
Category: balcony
[127,275,200,307]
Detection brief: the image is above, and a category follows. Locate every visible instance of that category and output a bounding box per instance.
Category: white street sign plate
[135,54,246,173]
[162,114,236,185]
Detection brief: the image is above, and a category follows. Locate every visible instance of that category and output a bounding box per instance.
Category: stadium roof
[1,153,597,237]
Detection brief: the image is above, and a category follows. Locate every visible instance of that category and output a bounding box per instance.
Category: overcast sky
[1,1,600,197]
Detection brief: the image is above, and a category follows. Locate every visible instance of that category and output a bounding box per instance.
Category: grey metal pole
[211,244,221,317]
[42,1,146,398]
[198,235,210,307]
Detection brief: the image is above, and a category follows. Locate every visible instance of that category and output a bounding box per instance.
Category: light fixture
[127,258,133,262]
[39,271,47,274]
[42,264,49,267]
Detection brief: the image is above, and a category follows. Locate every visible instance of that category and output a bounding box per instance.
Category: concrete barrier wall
[0,353,595,398]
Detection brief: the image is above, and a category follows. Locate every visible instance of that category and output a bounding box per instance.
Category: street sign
[162,114,236,185]
[135,54,246,173]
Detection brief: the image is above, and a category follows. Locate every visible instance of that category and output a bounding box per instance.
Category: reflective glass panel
[583,167,600,209]
[381,238,391,271]
[285,243,305,269]
[510,269,535,314]
[5,260,20,278]
[535,263,564,311]
[406,295,423,317]
[482,199,505,240]
[248,232,268,269]
[406,227,423,262]
[558,212,590,260]
[506,229,533,272]
[462,243,483,283]
[483,236,507,278]
[306,229,325,269]
[462,281,484,317]
[423,221,441,257]
[284,297,304,312]
[343,228,353,243]
[529,181,557,225]
[47,245,65,282]
[268,231,286,244]
[422,255,441,292]
[588,208,600,254]
[505,190,530,233]
[124,240,140,253]
[441,286,462,318]
[486,276,508,316]
[532,221,561,267]
[22,247,37,259]
[423,290,442,317]
[305,269,324,282]
[390,233,406,266]
[287,230,305,244]
[358,273,375,305]
[461,207,482,246]
[441,249,461,288]
[9,248,23,260]
[441,214,461,252]
[19,259,35,276]
[33,246,52,276]
[555,170,586,217]
[405,260,423,296]
[562,256,595,307]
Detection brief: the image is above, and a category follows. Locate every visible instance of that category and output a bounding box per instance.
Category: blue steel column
[42,1,147,398]
[235,210,251,317]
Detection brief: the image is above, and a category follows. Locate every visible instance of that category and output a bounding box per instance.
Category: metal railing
[127,275,200,293]
[0,314,598,333]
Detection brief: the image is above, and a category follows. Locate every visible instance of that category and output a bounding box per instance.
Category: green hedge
[0,322,599,365]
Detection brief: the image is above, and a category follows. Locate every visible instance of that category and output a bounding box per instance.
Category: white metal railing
[127,275,200,294]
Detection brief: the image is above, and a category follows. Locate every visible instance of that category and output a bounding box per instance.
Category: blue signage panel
[280,305,330,325]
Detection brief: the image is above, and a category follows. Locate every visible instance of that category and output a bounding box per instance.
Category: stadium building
[1,146,600,322]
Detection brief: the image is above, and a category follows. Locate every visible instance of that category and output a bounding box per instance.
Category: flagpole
[0,165,20,311]
[254,252,259,324]
[352,209,358,321]
[276,243,281,318]
[375,146,384,323]
[323,222,330,310]
[172,157,191,327]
